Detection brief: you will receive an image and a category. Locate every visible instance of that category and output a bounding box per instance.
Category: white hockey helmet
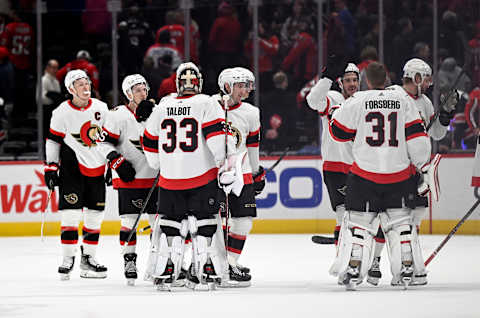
[64,69,90,91]
[232,67,256,90]
[337,62,360,91]
[122,74,150,101]
[403,58,432,84]
[175,62,203,95]
[218,67,251,95]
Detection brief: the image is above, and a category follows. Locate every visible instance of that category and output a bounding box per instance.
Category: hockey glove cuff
[252,166,266,196]
[107,151,136,182]
[44,162,60,190]
[136,99,155,122]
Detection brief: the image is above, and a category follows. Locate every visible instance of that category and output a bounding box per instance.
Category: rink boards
[0,154,479,236]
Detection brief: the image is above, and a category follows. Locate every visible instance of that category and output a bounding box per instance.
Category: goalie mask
[122,74,150,101]
[175,62,203,95]
[403,58,432,95]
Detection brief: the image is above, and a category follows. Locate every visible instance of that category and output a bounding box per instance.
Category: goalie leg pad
[412,207,427,229]
[330,211,379,282]
[380,209,415,283]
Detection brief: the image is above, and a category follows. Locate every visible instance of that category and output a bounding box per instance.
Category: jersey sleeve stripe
[203,122,225,140]
[246,130,260,147]
[103,127,120,139]
[406,132,428,141]
[248,128,260,137]
[202,118,224,128]
[47,128,65,144]
[319,97,331,116]
[144,129,159,140]
[329,119,356,142]
[143,132,159,153]
[405,122,427,140]
[405,119,423,128]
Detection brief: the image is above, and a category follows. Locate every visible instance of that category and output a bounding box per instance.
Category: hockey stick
[311,235,335,244]
[426,69,465,131]
[266,147,290,172]
[222,95,231,259]
[40,189,54,241]
[424,198,480,266]
[123,171,161,251]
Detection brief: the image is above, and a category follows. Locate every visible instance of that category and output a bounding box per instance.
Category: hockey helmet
[337,62,360,91]
[64,69,90,91]
[218,68,252,95]
[122,74,150,101]
[403,58,432,85]
[175,62,203,95]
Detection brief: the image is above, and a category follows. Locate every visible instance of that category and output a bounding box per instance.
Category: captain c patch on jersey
[71,121,102,147]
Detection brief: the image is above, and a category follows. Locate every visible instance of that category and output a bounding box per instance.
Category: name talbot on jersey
[365,100,401,110]
[167,106,191,116]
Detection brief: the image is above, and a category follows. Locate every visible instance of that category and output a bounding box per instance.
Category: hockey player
[143,62,236,290]
[367,58,456,286]
[329,62,431,290]
[212,67,265,287]
[306,63,360,247]
[97,74,156,285]
[44,70,109,280]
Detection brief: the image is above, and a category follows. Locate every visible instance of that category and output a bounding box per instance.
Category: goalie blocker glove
[44,162,60,190]
[135,99,155,122]
[253,166,266,196]
[107,151,136,182]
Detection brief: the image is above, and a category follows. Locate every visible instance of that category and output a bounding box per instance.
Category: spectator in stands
[157,62,176,99]
[358,46,389,90]
[280,0,312,54]
[260,71,297,153]
[281,18,317,90]
[439,10,468,67]
[0,46,13,141]
[118,5,154,74]
[142,55,168,101]
[244,22,279,92]
[334,0,356,60]
[437,57,471,95]
[56,50,101,98]
[37,59,61,140]
[464,87,480,149]
[412,42,431,64]
[208,1,242,78]
[390,17,414,79]
[467,21,480,88]
[145,29,182,71]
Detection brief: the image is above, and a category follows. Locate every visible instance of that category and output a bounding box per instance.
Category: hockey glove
[105,167,112,186]
[107,151,136,182]
[417,154,441,201]
[438,109,455,126]
[44,162,60,190]
[252,166,266,196]
[135,99,155,122]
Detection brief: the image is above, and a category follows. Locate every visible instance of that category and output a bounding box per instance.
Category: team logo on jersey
[64,193,79,205]
[130,139,144,154]
[132,199,144,209]
[226,122,242,148]
[72,121,102,147]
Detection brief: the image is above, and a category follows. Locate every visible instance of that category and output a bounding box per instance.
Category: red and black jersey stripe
[202,118,225,140]
[246,128,260,147]
[329,119,356,142]
[405,119,427,141]
[48,128,65,144]
[102,127,119,146]
[143,129,159,153]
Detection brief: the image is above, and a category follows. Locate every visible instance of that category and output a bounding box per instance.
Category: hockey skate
[153,260,174,291]
[79,246,107,279]
[366,257,382,286]
[58,256,75,281]
[124,253,137,286]
[410,273,428,286]
[236,263,250,274]
[217,265,251,288]
[342,266,360,291]
[186,261,220,291]
[400,264,414,289]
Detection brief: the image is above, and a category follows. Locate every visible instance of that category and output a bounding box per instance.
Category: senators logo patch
[226,122,242,148]
[72,121,102,147]
[132,199,144,209]
[64,193,79,205]
[130,139,144,154]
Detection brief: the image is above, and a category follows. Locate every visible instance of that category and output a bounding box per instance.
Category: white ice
[0,234,479,318]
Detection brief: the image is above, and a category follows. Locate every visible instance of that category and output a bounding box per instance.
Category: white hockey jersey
[143,93,232,190]
[330,89,431,184]
[46,98,108,176]
[211,94,261,183]
[97,105,158,189]
[388,85,447,140]
[472,139,480,187]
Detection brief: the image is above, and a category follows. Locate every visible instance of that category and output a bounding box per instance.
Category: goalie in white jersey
[329,62,431,290]
[97,74,157,285]
[143,62,236,289]
[212,67,265,286]
[368,58,454,286]
[306,63,359,246]
[44,70,109,280]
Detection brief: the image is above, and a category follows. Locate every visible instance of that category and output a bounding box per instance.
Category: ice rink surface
[1,234,479,318]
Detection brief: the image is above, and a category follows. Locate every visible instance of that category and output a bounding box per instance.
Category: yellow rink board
[1,219,480,236]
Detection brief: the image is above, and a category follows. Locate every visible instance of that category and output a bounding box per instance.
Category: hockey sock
[82,210,104,256]
[60,209,82,257]
[227,217,252,265]
[120,215,138,254]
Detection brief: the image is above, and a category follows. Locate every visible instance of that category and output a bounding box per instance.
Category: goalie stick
[424,198,480,266]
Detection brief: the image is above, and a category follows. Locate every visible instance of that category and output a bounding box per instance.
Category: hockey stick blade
[311,235,335,244]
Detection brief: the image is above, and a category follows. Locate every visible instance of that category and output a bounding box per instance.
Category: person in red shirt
[468,22,480,89]
[281,19,317,89]
[57,50,100,98]
[464,87,480,149]
[157,72,176,99]
[208,1,242,76]
[244,22,279,91]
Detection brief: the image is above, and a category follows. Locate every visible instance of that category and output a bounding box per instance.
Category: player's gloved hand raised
[107,151,136,182]
[44,162,60,190]
[135,99,155,122]
[439,89,459,126]
[438,109,455,126]
[253,166,266,196]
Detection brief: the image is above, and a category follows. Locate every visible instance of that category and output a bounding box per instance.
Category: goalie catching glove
[417,154,441,201]
[107,151,136,182]
[252,166,266,196]
[44,162,60,190]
